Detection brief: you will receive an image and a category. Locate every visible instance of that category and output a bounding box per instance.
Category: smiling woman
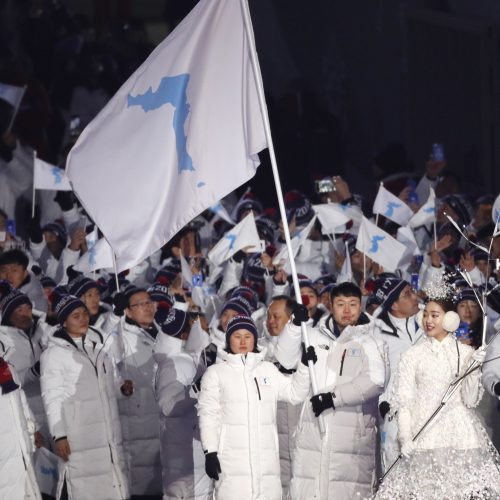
[376,294,500,499]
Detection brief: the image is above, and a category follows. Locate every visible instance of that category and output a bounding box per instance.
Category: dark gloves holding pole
[301,344,317,366]
[310,391,335,417]
[292,303,309,326]
[205,451,221,480]
[113,292,128,317]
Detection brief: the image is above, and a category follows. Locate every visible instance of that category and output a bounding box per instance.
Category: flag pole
[32,150,36,218]
[240,0,325,435]
[433,220,437,248]
[6,85,26,134]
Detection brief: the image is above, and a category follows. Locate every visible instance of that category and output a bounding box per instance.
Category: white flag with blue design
[356,216,406,272]
[66,0,267,272]
[208,212,261,267]
[313,203,352,234]
[34,157,72,191]
[373,184,413,226]
[408,187,436,228]
[73,237,114,273]
[0,82,25,108]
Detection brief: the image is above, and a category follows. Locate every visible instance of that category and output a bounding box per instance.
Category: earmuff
[416,309,460,332]
[442,311,461,333]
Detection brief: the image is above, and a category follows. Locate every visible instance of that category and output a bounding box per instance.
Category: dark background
[3,0,500,207]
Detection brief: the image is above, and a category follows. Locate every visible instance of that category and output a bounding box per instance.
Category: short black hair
[330,282,361,300]
[269,295,296,316]
[0,249,29,269]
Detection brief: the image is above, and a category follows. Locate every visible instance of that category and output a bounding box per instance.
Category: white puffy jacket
[198,350,310,500]
[40,327,129,500]
[0,336,41,500]
[118,319,162,495]
[275,318,388,500]
[0,314,49,436]
[153,333,213,499]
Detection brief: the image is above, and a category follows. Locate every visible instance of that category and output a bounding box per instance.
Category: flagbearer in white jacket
[40,292,129,500]
[197,315,315,500]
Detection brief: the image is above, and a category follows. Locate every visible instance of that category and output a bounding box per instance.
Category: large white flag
[356,216,406,272]
[313,203,351,234]
[373,184,414,226]
[0,82,25,108]
[208,212,261,267]
[66,0,267,272]
[34,157,72,191]
[408,187,436,228]
[396,226,420,270]
[73,237,114,273]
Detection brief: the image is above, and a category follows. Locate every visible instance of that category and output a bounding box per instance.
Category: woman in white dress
[376,295,500,499]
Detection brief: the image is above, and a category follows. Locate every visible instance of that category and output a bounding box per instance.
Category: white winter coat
[275,318,388,500]
[40,327,129,500]
[118,319,162,495]
[198,350,310,500]
[0,336,41,500]
[0,315,49,436]
[153,333,212,499]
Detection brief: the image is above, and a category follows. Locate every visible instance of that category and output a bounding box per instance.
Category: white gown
[376,334,500,499]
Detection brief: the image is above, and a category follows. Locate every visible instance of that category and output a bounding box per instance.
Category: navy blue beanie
[225,315,259,352]
[53,293,87,325]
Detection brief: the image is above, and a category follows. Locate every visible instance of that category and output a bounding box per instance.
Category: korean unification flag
[313,203,352,235]
[34,157,72,191]
[0,82,25,108]
[73,237,114,273]
[272,214,317,270]
[373,184,414,226]
[208,212,261,267]
[409,188,436,228]
[356,217,406,272]
[337,241,353,284]
[66,0,267,272]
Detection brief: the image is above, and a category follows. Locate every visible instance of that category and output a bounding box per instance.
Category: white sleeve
[274,321,303,370]
[393,351,416,445]
[197,366,222,453]
[275,363,310,404]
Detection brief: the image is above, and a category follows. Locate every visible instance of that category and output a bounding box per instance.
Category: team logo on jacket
[348,348,361,357]
[260,377,271,386]
[317,344,329,350]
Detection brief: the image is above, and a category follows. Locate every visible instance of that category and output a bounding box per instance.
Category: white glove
[472,346,487,364]
[400,440,415,458]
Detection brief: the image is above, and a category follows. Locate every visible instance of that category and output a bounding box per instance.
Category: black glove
[494,382,500,397]
[232,250,246,263]
[379,401,390,419]
[54,191,74,211]
[292,303,309,326]
[301,344,317,366]
[205,451,221,480]
[310,391,335,417]
[113,292,128,317]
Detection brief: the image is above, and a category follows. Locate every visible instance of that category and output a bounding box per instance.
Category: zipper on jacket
[339,349,347,376]
[253,377,261,400]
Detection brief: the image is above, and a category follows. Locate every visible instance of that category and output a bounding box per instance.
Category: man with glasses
[119,285,163,499]
[371,275,423,472]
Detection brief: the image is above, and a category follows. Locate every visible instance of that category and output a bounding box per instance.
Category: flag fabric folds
[66,0,267,272]
[34,157,72,191]
[409,188,436,228]
[373,184,414,226]
[208,212,261,267]
[356,216,406,272]
[73,237,114,273]
[313,203,352,234]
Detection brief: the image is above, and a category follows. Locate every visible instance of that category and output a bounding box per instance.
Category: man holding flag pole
[66,0,320,497]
